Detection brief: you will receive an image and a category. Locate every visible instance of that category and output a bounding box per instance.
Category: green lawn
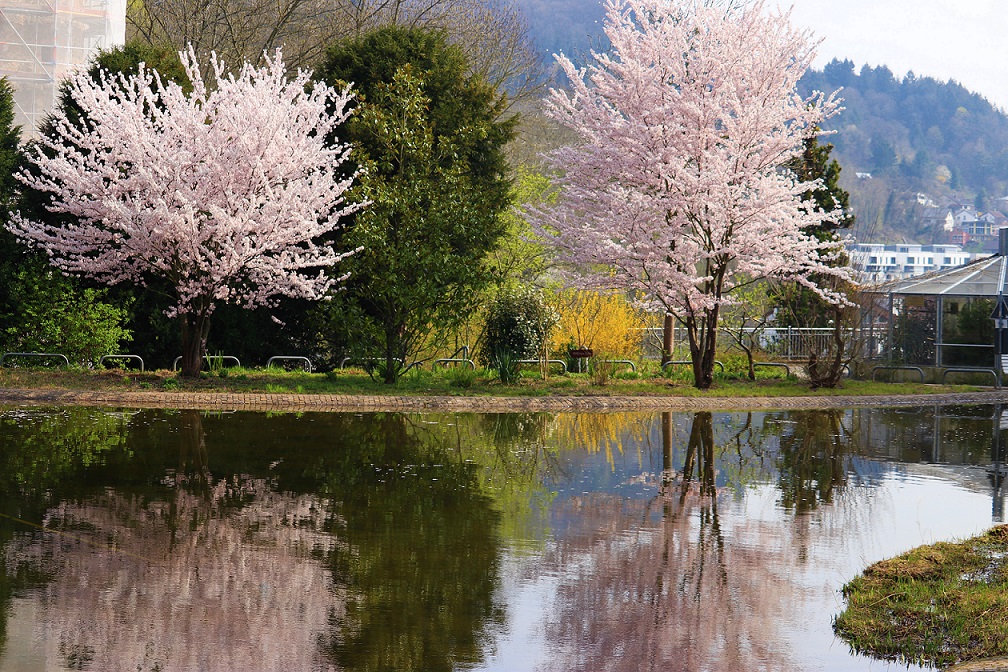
[0,363,986,398]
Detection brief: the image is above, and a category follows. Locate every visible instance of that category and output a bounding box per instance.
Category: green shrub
[480,286,558,370]
[493,347,521,384]
[589,355,614,386]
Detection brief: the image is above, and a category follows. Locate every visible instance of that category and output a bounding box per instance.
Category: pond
[0,404,1004,671]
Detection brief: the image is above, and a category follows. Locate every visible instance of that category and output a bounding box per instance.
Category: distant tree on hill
[799,58,1008,241]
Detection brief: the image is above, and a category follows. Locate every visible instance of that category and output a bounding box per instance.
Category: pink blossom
[9,47,361,321]
[529,0,852,325]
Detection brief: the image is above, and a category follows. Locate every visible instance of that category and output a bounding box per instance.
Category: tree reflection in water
[536,411,810,672]
[0,405,996,671]
[7,410,341,672]
[317,413,506,672]
[775,410,852,514]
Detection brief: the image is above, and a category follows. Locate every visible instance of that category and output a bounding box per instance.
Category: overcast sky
[782,0,1008,109]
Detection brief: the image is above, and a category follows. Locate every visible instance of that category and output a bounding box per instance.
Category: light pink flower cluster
[530,0,852,317]
[10,47,361,319]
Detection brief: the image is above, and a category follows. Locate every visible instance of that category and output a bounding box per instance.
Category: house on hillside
[945,210,1008,249]
[920,208,954,233]
[953,207,980,230]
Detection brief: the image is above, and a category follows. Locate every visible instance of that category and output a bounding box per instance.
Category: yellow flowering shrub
[549,289,646,358]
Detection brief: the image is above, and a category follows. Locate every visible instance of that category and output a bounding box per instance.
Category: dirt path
[2,387,1007,412]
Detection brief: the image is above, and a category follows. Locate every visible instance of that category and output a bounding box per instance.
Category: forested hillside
[799,59,1008,242]
[511,0,1008,244]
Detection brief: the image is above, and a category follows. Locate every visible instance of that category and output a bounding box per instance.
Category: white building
[0,0,125,134]
[850,243,973,282]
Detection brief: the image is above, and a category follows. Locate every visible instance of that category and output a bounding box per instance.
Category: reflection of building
[0,0,125,134]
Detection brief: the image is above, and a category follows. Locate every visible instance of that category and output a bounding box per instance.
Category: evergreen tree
[776,135,855,328]
[315,27,515,383]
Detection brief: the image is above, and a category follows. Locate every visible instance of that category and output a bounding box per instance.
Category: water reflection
[0,405,1002,671]
[534,412,798,672]
[315,413,505,672]
[5,408,338,671]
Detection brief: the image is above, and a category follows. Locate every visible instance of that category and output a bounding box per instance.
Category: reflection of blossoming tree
[775,410,853,513]
[535,412,808,672]
[7,410,343,672]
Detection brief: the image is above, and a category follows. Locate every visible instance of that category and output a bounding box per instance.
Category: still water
[0,404,1004,671]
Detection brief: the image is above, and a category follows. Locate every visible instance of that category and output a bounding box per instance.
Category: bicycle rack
[517,359,568,374]
[266,356,313,372]
[1,352,70,367]
[871,365,925,383]
[941,367,1000,388]
[432,358,476,371]
[662,359,725,373]
[753,362,791,376]
[99,354,145,371]
[173,355,241,371]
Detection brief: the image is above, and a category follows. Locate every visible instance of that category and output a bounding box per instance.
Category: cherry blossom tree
[8,49,360,377]
[529,0,852,389]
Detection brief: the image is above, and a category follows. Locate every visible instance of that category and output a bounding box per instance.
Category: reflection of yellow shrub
[550,412,654,470]
[549,289,646,358]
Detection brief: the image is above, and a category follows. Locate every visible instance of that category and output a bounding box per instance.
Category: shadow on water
[0,404,1004,671]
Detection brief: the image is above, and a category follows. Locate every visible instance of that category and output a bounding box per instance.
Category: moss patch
[834,526,1008,668]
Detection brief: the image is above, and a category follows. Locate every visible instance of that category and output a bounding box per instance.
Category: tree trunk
[661,411,673,484]
[698,411,716,496]
[744,345,756,381]
[808,304,847,389]
[383,322,399,385]
[179,410,208,473]
[686,305,720,389]
[179,310,211,378]
[662,312,675,366]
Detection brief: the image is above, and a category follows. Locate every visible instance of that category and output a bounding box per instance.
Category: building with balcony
[850,242,973,282]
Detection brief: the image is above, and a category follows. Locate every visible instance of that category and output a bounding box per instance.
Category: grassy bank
[0,363,986,398]
[834,526,1008,669]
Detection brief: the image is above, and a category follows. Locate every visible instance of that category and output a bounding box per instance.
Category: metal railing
[639,326,847,362]
[266,356,313,372]
[1,352,69,367]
